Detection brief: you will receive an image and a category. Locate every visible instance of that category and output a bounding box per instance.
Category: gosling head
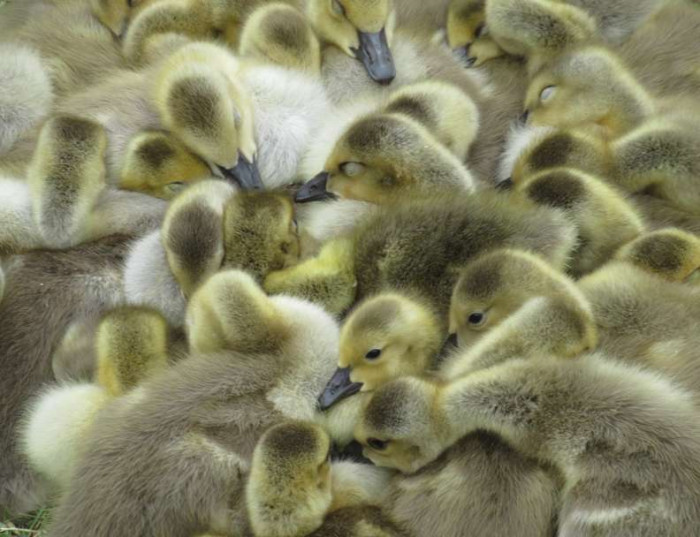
[307,0,396,84]
[355,377,444,474]
[318,294,442,410]
[247,421,332,537]
[240,3,321,74]
[523,46,654,136]
[296,113,473,204]
[222,191,300,280]
[485,0,596,70]
[28,115,107,248]
[154,43,263,190]
[449,249,575,348]
[616,228,700,284]
[95,306,169,397]
[502,127,610,186]
[120,131,212,199]
[186,269,290,356]
[446,0,505,67]
[385,80,480,161]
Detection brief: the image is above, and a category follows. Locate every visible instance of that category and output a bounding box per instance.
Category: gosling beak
[318,367,363,410]
[295,172,336,203]
[496,177,514,190]
[453,45,477,68]
[519,110,530,125]
[218,154,264,191]
[330,440,374,464]
[353,28,395,85]
[438,333,459,361]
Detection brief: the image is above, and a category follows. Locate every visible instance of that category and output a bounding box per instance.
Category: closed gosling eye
[539,85,557,103]
[367,438,389,450]
[341,162,365,177]
[331,0,346,17]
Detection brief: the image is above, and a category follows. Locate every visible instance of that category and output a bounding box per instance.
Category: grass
[0,509,50,536]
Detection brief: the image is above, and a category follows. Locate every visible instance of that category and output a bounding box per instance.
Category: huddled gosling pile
[1,0,700,535]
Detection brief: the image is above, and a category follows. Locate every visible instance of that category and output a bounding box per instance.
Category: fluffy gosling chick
[266,191,576,316]
[27,116,107,249]
[120,131,212,199]
[247,421,398,537]
[518,168,645,276]
[356,355,700,536]
[523,46,655,137]
[296,112,474,204]
[21,307,170,491]
[0,235,130,515]
[3,0,132,99]
[446,0,506,68]
[0,44,53,156]
[122,0,251,65]
[54,42,262,191]
[246,421,334,537]
[44,269,362,536]
[485,0,596,71]
[615,228,700,284]
[318,293,443,408]
[384,80,480,160]
[124,182,298,326]
[610,115,700,215]
[153,42,261,189]
[447,248,596,354]
[308,0,396,84]
[239,3,321,73]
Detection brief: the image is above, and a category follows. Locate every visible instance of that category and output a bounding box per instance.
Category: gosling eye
[340,162,365,177]
[380,176,395,187]
[367,438,389,451]
[539,85,556,103]
[166,181,185,194]
[331,0,346,17]
[467,312,487,327]
[475,23,489,38]
[365,348,382,360]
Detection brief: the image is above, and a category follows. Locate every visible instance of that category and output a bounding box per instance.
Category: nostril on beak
[520,110,530,124]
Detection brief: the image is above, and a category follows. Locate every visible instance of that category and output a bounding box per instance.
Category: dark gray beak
[438,333,459,360]
[453,45,477,68]
[352,28,395,85]
[295,172,336,203]
[496,177,514,190]
[318,367,363,410]
[218,154,263,191]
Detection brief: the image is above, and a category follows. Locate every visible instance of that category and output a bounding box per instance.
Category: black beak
[318,367,363,411]
[295,172,336,203]
[453,45,476,68]
[330,440,374,464]
[438,333,459,361]
[496,177,514,190]
[218,154,264,191]
[519,110,530,125]
[352,28,395,85]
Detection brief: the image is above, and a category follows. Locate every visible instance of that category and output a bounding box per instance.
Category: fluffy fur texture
[359,355,700,536]
[243,65,331,188]
[45,270,362,537]
[0,45,53,156]
[0,236,130,514]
